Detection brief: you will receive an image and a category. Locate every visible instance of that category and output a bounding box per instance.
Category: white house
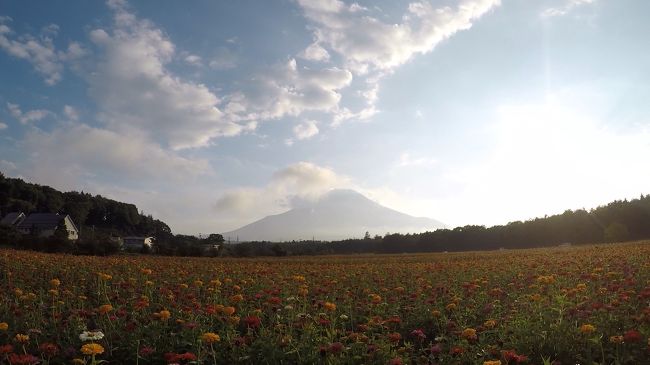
[16,213,79,241]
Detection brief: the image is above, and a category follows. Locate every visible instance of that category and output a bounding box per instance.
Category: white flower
[339,314,349,320]
[79,330,104,341]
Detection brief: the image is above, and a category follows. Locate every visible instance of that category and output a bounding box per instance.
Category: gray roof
[17,213,77,232]
[1,212,25,226]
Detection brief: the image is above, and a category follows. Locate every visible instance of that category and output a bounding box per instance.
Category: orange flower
[323,302,337,311]
[98,304,113,315]
[580,324,596,334]
[484,320,497,329]
[0,322,8,331]
[609,336,624,344]
[484,361,502,365]
[15,334,29,343]
[461,328,477,341]
[230,294,244,303]
[200,332,220,344]
[50,278,61,287]
[369,294,382,304]
[80,343,104,355]
[222,306,236,316]
[156,310,171,320]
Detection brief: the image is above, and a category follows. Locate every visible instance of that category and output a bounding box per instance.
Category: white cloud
[300,42,330,62]
[224,58,352,122]
[209,47,238,70]
[214,162,352,222]
[0,122,7,130]
[184,54,203,66]
[63,105,79,121]
[23,124,212,185]
[293,0,500,126]
[0,159,17,172]
[398,152,437,167]
[7,102,50,124]
[296,0,500,73]
[293,120,319,140]
[541,0,595,17]
[0,20,84,85]
[86,0,244,149]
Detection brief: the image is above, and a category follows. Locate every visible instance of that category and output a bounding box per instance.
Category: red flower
[329,342,344,354]
[430,343,442,355]
[244,316,261,329]
[139,346,155,357]
[8,354,40,365]
[624,329,643,343]
[388,358,403,365]
[450,346,465,356]
[164,352,197,364]
[39,342,59,357]
[410,329,426,341]
[0,344,14,354]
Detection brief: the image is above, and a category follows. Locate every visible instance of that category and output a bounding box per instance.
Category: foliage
[0,172,172,241]
[604,222,629,243]
[0,243,649,364]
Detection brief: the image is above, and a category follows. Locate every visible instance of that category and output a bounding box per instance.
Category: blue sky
[1,0,649,235]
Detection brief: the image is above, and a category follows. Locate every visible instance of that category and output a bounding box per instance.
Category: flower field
[1,242,650,365]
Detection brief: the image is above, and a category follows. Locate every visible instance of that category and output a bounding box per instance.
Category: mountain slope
[222,189,445,242]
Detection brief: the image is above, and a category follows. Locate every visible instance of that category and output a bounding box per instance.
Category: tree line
[208,194,650,257]
[1,171,649,257]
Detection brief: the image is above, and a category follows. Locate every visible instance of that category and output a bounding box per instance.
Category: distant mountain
[222,189,445,242]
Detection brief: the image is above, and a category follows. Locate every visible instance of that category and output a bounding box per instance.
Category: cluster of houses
[0,212,153,251]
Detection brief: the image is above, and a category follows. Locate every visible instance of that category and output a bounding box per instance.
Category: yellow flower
[580,324,596,334]
[431,310,441,318]
[529,293,542,302]
[0,322,8,331]
[461,328,477,340]
[292,275,306,282]
[15,333,30,343]
[323,302,337,311]
[81,343,105,355]
[484,361,502,365]
[98,304,113,315]
[157,310,171,320]
[484,320,497,329]
[201,332,221,344]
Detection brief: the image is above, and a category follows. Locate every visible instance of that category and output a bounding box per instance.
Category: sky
[1,0,649,235]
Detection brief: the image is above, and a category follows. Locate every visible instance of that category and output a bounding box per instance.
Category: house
[16,213,79,241]
[122,236,154,252]
[0,212,26,226]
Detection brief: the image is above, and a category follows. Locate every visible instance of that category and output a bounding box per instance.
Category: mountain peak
[223,189,445,242]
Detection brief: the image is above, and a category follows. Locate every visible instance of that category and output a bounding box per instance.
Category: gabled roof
[17,213,77,232]
[1,212,25,226]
